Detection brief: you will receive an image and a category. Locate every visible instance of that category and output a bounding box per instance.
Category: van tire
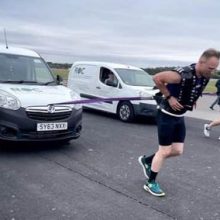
[117,101,134,122]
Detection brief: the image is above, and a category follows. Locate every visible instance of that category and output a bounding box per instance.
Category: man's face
[199,56,219,78]
[109,74,114,80]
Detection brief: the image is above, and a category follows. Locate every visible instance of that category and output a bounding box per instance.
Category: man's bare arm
[153,71,181,97]
[153,71,183,111]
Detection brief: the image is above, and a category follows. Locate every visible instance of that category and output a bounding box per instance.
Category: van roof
[0,45,40,58]
[73,61,141,70]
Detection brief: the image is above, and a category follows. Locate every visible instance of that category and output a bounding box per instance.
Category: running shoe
[204,124,210,137]
[144,181,165,197]
[138,155,151,179]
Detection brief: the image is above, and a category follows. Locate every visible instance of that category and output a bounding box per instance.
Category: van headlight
[0,90,21,110]
[70,91,82,110]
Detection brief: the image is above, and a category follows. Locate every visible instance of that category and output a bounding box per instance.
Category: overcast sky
[0,0,220,67]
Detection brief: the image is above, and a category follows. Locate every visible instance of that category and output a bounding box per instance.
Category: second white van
[67,61,159,122]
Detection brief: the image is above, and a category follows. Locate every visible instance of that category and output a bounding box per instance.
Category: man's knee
[172,147,184,156]
[157,147,173,158]
[171,144,184,156]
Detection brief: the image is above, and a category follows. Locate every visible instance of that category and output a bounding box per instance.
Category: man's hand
[168,96,184,111]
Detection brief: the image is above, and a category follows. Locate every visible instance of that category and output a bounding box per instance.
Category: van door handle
[96,86,101,89]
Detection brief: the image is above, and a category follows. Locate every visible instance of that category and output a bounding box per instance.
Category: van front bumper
[0,107,82,142]
[133,103,157,117]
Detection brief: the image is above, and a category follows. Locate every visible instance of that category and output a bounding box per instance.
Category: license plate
[37,122,68,131]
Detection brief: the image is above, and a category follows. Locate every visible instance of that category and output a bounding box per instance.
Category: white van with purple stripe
[68,61,159,122]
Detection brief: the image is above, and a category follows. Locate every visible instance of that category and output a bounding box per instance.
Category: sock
[144,154,155,165]
[148,170,158,183]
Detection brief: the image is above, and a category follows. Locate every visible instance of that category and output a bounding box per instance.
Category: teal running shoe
[144,181,165,197]
[138,155,151,179]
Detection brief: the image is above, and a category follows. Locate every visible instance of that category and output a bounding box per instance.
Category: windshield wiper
[0,80,40,84]
[0,80,56,85]
[44,81,55,85]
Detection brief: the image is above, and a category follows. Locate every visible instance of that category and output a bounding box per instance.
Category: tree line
[142,67,220,78]
[47,62,72,69]
[47,62,220,78]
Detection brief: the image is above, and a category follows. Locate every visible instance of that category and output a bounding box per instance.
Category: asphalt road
[0,109,220,220]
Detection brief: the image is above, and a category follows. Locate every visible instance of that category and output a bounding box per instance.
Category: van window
[0,54,54,84]
[115,68,154,87]
[100,67,118,87]
[33,59,54,82]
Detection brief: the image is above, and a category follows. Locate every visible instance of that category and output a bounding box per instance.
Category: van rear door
[69,64,106,109]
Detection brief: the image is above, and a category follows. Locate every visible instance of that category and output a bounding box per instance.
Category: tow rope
[51,96,155,105]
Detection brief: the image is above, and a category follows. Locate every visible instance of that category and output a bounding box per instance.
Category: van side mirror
[56,75,63,85]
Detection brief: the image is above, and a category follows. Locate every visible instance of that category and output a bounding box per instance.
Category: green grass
[204,79,217,93]
[51,68,69,80]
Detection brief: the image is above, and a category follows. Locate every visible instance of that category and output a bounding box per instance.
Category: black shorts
[157,110,186,146]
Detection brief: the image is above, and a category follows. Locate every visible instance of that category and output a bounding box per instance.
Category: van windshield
[115,68,155,87]
[0,54,55,85]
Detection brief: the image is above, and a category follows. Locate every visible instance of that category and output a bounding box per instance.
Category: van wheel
[117,101,134,122]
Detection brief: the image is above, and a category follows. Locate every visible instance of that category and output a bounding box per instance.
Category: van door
[93,67,120,113]
[70,64,110,110]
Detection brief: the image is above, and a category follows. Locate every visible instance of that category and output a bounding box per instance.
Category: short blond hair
[200,48,220,60]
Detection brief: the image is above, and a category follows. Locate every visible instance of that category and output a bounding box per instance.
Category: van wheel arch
[117,101,135,122]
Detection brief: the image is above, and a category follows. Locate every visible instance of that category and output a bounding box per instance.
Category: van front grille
[26,111,72,121]
[26,105,72,121]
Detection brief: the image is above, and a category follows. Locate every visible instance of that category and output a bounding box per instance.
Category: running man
[139,49,220,196]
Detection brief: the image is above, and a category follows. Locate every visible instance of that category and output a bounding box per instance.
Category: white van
[0,45,82,142]
[67,61,159,122]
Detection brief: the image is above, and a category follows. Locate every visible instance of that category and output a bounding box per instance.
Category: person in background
[204,118,220,139]
[210,79,220,110]
[104,72,117,86]
[138,48,220,197]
